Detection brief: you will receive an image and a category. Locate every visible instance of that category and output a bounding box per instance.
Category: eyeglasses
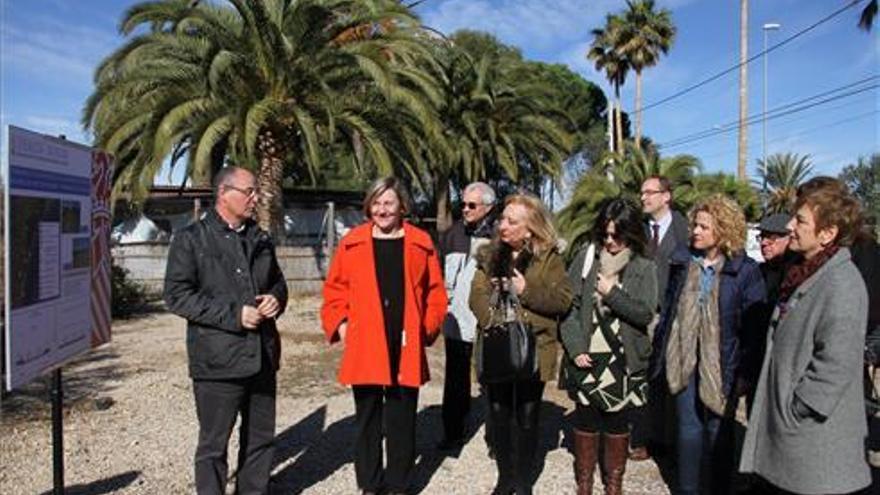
[462,202,484,210]
[225,184,258,197]
[640,189,667,197]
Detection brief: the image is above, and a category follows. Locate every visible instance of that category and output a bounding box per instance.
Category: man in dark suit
[164,166,288,495]
[633,175,689,462]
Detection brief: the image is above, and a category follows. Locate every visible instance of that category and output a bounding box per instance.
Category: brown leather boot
[573,429,599,495]
[601,432,629,495]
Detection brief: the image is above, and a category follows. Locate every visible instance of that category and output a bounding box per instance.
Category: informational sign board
[4,126,96,391]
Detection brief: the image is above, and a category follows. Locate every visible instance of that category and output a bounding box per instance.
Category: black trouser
[442,338,473,442]
[486,379,545,493]
[574,403,629,435]
[192,365,276,495]
[629,405,649,447]
[352,385,419,493]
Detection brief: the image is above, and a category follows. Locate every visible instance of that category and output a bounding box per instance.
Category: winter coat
[439,218,493,342]
[164,209,288,380]
[320,222,447,387]
[740,248,870,494]
[559,246,658,393]
[469,243,573,382]
[650,247,766,398]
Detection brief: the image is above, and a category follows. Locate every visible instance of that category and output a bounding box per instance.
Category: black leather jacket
[164,209,288,379]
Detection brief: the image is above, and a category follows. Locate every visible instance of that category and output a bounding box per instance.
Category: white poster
[5,126,93,391]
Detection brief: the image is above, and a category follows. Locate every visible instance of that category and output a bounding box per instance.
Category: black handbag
[477,288,538,384]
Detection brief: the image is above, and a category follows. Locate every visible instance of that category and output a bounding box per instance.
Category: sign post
[3,126,114,494]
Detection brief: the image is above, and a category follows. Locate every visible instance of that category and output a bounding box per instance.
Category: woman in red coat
[321,176,447,495]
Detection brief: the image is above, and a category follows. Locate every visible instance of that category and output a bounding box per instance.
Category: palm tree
[737,0,749,180]
[429,46,573,230]
[616,0,676,150]
[84,0,440,236]
[755,152,813,214]
[557,140,700,253]
[588,15,629,154]
[860,0,878,30]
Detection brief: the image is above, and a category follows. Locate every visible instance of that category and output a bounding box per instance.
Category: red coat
[320,222,447,387]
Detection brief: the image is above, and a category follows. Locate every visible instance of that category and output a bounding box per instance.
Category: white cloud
[1,17,120,89]
[420,0,617,52]
[21,115,90,144]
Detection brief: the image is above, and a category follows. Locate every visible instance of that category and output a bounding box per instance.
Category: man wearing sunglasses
[437,182,497,452]
[164,166,288,494]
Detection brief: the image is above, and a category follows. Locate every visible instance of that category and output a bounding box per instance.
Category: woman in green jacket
[560,198,658,495]
[470,193,573,495]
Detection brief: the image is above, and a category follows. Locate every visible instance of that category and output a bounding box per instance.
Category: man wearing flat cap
[743,213,797,414]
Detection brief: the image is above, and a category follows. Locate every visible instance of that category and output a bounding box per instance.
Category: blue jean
[674,374,731,495]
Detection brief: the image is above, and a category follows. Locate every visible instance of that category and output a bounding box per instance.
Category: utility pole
[762,22,781,205]
[737,0,749,181]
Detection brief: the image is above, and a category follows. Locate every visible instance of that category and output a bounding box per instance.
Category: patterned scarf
[595,247,632,316]
[778,244,839,304]
[666,258,727,416]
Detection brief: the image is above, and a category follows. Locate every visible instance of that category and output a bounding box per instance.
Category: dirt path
[0,296,670,494]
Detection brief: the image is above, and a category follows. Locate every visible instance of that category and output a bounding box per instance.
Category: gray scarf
[665,258,727,416]
[595,247,631,316]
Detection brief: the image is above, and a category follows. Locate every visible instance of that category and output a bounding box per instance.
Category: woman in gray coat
[740,177,871,494]
[560,198,658,495]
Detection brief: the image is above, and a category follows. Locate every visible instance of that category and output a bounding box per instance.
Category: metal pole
[761,23,780,206]
[326,201,336,257]
[51,367,64,495]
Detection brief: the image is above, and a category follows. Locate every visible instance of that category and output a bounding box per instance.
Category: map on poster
[4,126,93,391]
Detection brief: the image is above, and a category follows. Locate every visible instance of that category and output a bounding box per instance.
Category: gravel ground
[0,296,671,494]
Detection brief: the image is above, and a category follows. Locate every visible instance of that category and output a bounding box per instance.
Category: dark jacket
[647,210,690,311]
[650,247,766,397]
[470,243,573,382]
[560,247,658,385]
[164,209,288,380]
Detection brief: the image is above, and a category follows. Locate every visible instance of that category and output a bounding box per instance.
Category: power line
[659,84,878,150]
[639,0,867,114]
[695,109,880,162]
[658,76,878,149]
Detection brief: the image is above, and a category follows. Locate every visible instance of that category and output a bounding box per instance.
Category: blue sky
[2,0,877,184]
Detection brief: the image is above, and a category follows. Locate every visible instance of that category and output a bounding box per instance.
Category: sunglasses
[462,202,484,210]
[603,231,622,241]
[225,184,258,197]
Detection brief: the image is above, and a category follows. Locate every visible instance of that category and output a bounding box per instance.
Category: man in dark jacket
[637,175,689,460]
[437,181,496,451]
[164,166,288,495]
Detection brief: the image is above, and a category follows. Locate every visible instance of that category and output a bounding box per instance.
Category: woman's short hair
[501,193,559,254]
[794,176,863,246]
[689,194,747,257]
[592,197,648,255]
[362,176,412,219]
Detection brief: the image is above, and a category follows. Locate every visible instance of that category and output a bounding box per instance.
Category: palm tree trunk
[737,0,749,181]
[256,130,285,240]
[635,70,643,151]
[435,172,453,233]
[615,96,624,155]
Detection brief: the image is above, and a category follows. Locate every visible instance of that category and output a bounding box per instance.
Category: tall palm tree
[737,0,749,180]
[84,0,440,236]
[588,15,629,154]
[860,0,878,30]
[755,152,813,214]
[616,0,676,150]
[426,44,573,230]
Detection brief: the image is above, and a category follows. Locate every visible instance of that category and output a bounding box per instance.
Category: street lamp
[762,22,781,206]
